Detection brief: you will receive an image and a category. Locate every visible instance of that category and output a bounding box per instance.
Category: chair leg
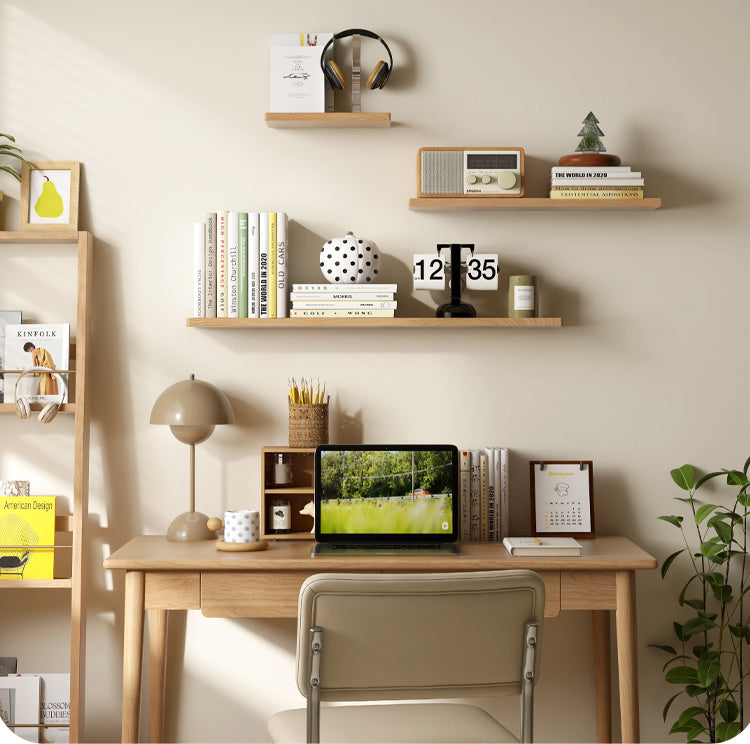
[307,627,323,744]
[521,621,539,743]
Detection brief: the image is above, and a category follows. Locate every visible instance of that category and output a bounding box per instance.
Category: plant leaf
[695,504,719,524]
[662,549,684,579]
[666,665,700,684]
[671,465,695,490]
[708,516,733,543]
[0,166,21,181]
[685,684,705,697]
[695,470,725,489]
[716,722,742,741]
[697,654,720,686]
[649,643,677,655]
[0,133,17,142]
[659,514,684,528]
[718,699,739,722]
[700,539,724,558]
[710,583,733,603]
[682,616,717,638]
[662,691,682,721]
[685,598,705,611]
[725,470,748,487]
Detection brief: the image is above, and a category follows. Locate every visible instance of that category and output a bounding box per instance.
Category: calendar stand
[529,460,595,538]
[435,243,477,318]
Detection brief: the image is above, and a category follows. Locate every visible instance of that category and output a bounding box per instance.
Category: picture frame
[19,161,80,231]
[529,460,595,538]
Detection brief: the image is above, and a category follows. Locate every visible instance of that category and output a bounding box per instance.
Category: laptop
[311,444,461,555]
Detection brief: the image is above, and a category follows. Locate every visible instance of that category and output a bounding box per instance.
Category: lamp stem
[189,442,196,514]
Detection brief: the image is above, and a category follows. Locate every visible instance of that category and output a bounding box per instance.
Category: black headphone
[320,29,393,91]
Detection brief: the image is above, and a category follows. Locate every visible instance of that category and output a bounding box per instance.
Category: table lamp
[150,374,235,541]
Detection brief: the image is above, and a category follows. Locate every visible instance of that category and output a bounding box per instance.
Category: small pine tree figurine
[559,112,621,166]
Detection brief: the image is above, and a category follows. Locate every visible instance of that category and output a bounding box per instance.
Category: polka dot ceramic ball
[320,231,381,284]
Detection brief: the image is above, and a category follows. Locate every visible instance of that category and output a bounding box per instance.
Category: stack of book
[459,447,509,542]
[290,283,397,318]
[193,211,288,319]
[548,166,644,200]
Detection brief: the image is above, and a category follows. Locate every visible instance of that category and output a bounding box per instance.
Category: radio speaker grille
[421,150,463,194]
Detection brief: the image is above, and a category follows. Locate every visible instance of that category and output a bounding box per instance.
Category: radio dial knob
[498,171,517,190]
[467,175,478,185]
[481,175,492,184]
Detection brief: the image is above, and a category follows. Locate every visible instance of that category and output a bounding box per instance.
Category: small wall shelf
[187,317,562,328]
[408,197,662,211]
[265,112,391,128]
[261,447,315,540]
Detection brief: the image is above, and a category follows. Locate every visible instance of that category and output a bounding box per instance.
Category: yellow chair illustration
[0,514,39,580]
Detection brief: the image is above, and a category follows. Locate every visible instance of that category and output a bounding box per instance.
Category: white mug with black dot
[319,231,381,284]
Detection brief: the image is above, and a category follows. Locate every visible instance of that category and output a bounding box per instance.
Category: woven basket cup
[288,402,329,447]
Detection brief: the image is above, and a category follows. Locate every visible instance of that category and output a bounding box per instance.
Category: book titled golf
[503,536,582,556]
[3,324,70,404]
[0,495,56,580]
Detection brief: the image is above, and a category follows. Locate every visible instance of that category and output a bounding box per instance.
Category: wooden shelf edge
[0,579,72,589]
[265,112,391,128]
[0,403,76,414]
[0,229,90,243]
[409,197,662,211]
[188,317,562,328]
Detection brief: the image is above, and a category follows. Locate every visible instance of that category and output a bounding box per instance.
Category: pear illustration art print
[34,175,65,219]
[27,169,71,224]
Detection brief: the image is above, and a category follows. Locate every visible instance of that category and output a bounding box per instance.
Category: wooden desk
[104,536,656,744]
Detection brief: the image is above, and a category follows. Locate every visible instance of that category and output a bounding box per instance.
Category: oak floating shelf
[0,403,76,414]
[0,229,83,243]
[409,197,662,211]
[187,317,562,328]
[265,112,391,128]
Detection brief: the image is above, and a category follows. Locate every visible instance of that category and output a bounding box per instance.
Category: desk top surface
[104,535,657,572]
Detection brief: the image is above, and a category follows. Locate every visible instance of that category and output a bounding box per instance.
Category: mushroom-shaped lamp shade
[150,374,235,541]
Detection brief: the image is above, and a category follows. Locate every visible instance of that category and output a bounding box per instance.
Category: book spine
[248,212,260,318]
[289,309,395,317]
[492,447,501,540]
[480,452,489,542]
[500,447,509,539]
[291,300,397,309]
[460,450,470,542]
[469,450,480,542]
[217,211,228,317]
[268,212,277,319]
[276,212,288,318]
[239,213,248,318]
[550,178,644,187]
[193,223,205,318]
[227,211,239,318]
[290,292,394,301]
[205,213,217,318]
[550,189,644,199]
[259,213,269,318]
[292,283,398,293]
[485,448,496,541]
[550,166,633,175]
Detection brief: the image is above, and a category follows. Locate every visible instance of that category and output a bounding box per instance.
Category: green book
[239,213,249,318]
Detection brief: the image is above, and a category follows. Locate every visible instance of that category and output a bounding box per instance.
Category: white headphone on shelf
[14,366,68,423]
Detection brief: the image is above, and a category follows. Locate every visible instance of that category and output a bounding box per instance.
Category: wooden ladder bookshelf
[0,229,92,742]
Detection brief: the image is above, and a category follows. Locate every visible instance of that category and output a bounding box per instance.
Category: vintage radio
[417,147,525,197]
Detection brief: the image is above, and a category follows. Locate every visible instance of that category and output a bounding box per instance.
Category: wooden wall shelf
[409,197,662,211]
[265,112,391,128]
[0,403,76,414]
[187,317,562,328]
[0,229,82,243]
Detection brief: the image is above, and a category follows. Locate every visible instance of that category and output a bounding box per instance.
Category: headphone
[14,367,67,423]
[320,29,393,91]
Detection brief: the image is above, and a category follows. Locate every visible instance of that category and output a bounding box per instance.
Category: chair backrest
[296,570,545,703]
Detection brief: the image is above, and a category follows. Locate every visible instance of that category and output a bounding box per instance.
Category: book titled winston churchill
[3,324,70,404]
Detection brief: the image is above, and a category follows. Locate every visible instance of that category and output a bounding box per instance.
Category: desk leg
[122,571,145,744]
[592,610,612,743]
[149,610,168,743]
[616,570,640,743]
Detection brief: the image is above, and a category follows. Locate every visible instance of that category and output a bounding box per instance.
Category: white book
[290,291,394,301]
[500,447,509,539]
[259,213,269,318]
[18,673,69,744]
[292,283,397,293]
[216,211,228,317]
[0,675,40,742]
[479,452,489,542]
[459,450,470,542]
[276,211,288,318]
[469,450,480,542]
[193,222,205,318]
[289,309,395,317]
[550,166,633,175]
[485,448,497,541]
[248,212,260,318]
[227,211,239,318]
[502,536,582,556]
[291,300,397,309]
[550,178,644,187]
[204,214,217,318]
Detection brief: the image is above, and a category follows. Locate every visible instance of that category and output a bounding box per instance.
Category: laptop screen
[314,444,459,543]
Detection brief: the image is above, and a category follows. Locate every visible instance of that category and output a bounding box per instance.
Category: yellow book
[550,188,643,199]
[268,212,277,319]
[0,495,55,580]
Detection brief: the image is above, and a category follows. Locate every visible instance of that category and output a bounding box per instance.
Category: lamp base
[166,511,216,541]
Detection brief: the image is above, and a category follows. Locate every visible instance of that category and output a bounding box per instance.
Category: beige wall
[1,1,748,741]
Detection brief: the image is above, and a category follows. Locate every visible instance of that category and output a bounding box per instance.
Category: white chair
[267,570,545,744]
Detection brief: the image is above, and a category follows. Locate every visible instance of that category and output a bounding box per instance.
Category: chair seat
[267,702,519,744]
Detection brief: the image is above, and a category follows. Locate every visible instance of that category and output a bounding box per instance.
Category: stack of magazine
[290,283,397,318]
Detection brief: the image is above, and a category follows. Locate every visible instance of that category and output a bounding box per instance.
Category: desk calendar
[530,460,595,538]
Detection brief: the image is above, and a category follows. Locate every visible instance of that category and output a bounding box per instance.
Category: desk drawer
[201,570,561,619]
[202,572,314,617]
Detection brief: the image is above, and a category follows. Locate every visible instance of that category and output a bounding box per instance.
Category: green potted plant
[0,133,32,182]
[652,461,750,742]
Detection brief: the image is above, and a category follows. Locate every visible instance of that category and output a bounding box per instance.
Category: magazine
[3,324,70,404]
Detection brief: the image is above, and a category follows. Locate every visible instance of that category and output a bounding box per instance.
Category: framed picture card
[19,161,80,231]
[530,460,595,538]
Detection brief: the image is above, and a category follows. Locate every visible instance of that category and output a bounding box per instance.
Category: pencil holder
[288,402,329,447]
